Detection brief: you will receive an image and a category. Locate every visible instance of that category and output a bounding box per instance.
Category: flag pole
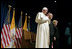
[8,5,12,23]
[13,8,15,17]
[11,8,15,39]
[28,16,30,31]
[21,11,23,27]
[23,13,27,31]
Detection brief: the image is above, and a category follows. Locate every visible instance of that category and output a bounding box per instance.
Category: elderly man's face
[47,13,53,19]
[42,10,48,15]
[53,21,58,26]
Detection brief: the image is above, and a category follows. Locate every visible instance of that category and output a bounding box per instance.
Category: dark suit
[49,21,54,48]
[53,26,60,48]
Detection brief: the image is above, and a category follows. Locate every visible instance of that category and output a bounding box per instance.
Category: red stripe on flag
[1,32,5,48]
[3,26,8,46]
[15,30,20,48]
[5,25,9,45]
[16,38,20,48]
[1,24,11,48]
[19,28,21,38]
[16,29,19,38]
[17,33,21,48]
[15,28,22,48]
[18,28,22,45]
[15,35,17,48]
[1,40,4,48]
[1,30,6,46]
[7,25,11,42]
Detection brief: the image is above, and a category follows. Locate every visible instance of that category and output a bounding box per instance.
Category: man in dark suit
[47,13,54,48]
[53,20,59,48]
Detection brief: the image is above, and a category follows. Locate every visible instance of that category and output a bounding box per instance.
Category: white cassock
[35,12,50,48]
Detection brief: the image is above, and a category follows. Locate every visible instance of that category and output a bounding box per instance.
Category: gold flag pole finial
[28,16,30,19]
[21,11,23,16]
[8,5,12,8]
[8,5,12,11]
[25,13,27,16]
[13,8,15,12]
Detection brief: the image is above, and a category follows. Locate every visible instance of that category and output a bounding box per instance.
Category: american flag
[1,8,23,48]
[14,15,22,48]
[14,27,22,48]
[1,9,11,48]
[1,24,11,48]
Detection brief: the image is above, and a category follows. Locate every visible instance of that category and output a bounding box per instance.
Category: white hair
[42,7,48,11]
[53,20,58,23]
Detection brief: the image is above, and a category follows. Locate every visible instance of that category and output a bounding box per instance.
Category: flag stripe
[7,24,11,42]
[1,41,4,48]
[3,26,8,46]
[2,29,6,46]
[18,28,22,45]
[1,24,11,48]
[1,41,3,48]
[15,28,22,48]
[1,35,5,48]
[1,33,5,48]
[15,35,17,48]
[17,28,22,47]
[15,30,20,48]
[19,28,21,38]
[6,25,11,46]
[5,25,9,45]
[15,36,20,48]
[16,29,19,38]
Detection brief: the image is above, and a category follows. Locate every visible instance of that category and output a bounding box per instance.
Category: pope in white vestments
[35,7,50,48]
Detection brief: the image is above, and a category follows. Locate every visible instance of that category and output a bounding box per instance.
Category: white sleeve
[35,12,49,24]
[41,16,49,23]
